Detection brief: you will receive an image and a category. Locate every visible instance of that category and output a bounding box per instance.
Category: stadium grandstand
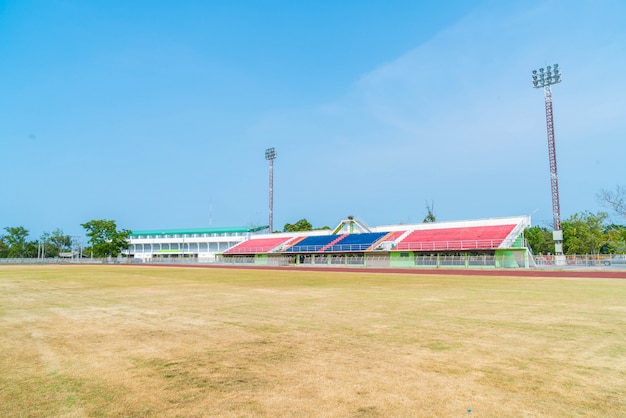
[128,226,267,262]
[217,215,532,269]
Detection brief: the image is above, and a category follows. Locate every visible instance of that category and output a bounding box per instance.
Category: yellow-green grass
[1,265,625,417]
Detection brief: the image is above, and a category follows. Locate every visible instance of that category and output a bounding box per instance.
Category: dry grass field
[1,265,625,417]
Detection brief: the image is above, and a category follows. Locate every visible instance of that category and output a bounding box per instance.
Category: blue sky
[1,0,625,240]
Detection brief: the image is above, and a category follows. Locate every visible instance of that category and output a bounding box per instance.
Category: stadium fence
[1,254,624,270]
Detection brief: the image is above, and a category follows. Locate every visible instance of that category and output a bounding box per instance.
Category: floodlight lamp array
[532,64,561,88]
[265,147,277,161]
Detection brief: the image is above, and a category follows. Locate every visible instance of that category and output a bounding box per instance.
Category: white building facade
[128,226,268,262]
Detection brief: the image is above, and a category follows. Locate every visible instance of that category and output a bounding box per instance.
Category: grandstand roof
[217,216,531,255]
[370,216,530,233]
[130,225,268,237]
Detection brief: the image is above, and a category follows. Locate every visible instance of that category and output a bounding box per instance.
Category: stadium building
[220,215,531,268]
[129,215,533,269]
[128,225,267,262]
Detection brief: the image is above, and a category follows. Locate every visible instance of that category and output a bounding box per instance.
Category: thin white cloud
[252,0,626,225]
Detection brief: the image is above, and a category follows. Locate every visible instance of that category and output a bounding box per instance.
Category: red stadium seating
[224,236,293,254]
[384,231,406,242]
[394,224,517,251]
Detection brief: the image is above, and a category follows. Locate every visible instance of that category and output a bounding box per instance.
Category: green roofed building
[128,225,268,262]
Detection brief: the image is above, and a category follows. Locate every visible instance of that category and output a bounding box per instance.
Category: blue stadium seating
[284,235,340,252]
[324,232,388,252]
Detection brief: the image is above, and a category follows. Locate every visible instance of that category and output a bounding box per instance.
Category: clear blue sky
[1,0,625,240]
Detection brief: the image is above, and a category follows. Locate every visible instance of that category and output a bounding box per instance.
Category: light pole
[532,64,564,259]
[265,147,277,233]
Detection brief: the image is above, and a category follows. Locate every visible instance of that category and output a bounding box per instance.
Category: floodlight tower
[532,64,564,257]
[265,147,277,233]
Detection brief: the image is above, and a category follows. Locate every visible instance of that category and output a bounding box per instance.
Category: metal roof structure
[130,225,268,237]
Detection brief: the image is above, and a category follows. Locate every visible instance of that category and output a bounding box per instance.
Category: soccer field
[1,265,625,417]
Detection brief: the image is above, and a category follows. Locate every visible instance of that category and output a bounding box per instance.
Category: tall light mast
[532,64,563,257]
[265,147,277,233]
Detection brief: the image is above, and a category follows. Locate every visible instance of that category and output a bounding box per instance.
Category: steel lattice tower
[532,64,563,256]
[265,147,277,233]
[543,87,561,231]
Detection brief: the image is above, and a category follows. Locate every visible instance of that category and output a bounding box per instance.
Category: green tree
[37,229,72,258]
[0,237,8,257]
[283,219,313,232]
[604,224,626,254]
[562,211,609,255]
[81,219,131,258]
[47,228,72,257]
[283,218,331,232]
[23,241,39,258]
[524,225,554,254]
[3,226,29,258]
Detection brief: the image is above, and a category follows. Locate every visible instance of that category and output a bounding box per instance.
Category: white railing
[0,257,120,264]
[396,240,505,251]
[533,254,624,268]
[284,243,377,253]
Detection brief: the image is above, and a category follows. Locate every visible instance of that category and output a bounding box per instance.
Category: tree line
[525,185,626,254]
[525,211,626,255]
[0,220,130,259]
